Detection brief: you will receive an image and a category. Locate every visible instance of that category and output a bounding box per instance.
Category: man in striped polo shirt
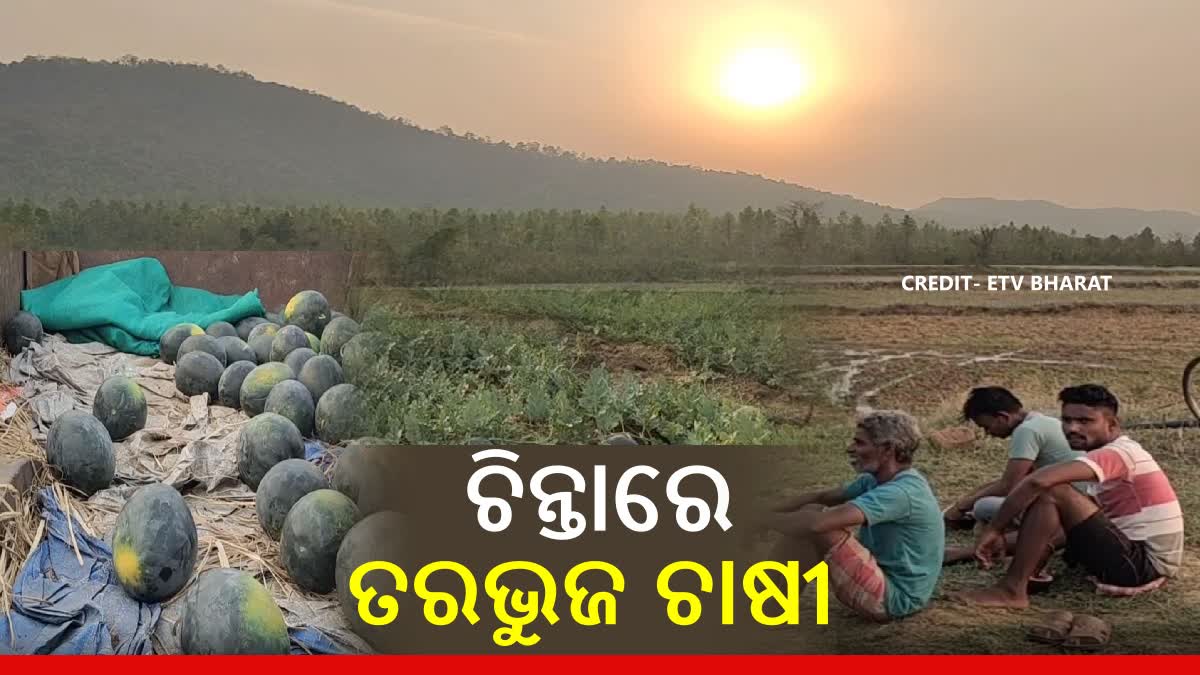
[953,384,1183,608]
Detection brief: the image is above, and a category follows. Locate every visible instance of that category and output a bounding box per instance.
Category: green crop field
[349,269,1200,652]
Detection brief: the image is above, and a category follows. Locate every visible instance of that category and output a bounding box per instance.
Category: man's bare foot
[949,585,1030,609]
[944,545,977,565]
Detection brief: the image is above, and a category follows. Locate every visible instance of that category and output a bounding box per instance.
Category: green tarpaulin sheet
[20,257,266,356]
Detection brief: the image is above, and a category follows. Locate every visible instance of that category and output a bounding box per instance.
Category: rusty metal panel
[0,250,23,328]
[73,251,355,312]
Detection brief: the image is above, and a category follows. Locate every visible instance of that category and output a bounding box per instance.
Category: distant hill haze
[914,198,1200,238]
[1,56,1196,237]
[0,56,901,220]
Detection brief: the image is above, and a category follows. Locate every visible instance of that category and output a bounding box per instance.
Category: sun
[718,46,812,109]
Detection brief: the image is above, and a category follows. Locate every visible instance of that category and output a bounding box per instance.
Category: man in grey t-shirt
[943,387,1085,565]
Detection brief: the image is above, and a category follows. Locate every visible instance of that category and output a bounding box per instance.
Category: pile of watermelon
[18,288,398,654]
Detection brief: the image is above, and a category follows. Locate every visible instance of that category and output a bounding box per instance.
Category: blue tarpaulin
[0,442,349,655]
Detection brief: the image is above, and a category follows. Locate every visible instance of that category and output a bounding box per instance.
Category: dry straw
[1,392,52,638]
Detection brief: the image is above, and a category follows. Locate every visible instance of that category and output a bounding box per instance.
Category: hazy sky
[3,0,1199,212]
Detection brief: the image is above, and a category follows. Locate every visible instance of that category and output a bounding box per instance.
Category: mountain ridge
[2,55,1196,237]
[0,55,904,220]
[913,197,1200,237]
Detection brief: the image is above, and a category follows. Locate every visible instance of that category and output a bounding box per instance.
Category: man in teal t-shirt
[756,410,945,621]
[943,387,1086,565]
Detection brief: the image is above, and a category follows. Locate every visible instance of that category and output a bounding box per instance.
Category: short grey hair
[856,409,922,463]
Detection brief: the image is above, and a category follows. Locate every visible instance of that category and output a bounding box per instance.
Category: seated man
[757,410,945,622]
[953,384,1184,608]
[943,386,1085,564]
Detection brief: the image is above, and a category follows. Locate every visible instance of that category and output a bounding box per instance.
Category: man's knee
[972,496,1004,523]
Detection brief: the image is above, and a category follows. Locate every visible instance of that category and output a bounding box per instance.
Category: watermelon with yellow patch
[112,483,199,603]
[239,362,295,417]
[283,290,331,337]
[160,323,204,365]
[179,568,290,655]
[280,489,361,593]
[93,375,148,441]
[247,322,280,343]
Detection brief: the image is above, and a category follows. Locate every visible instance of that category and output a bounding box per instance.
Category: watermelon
[269,325,309,363]
[306,332,321,353]
[236,316,269,342]
[160,323,205,364]
[265,380,316,438]
[217,336,256,365]
[206,321,239,339]
[93,375,148,441]
[247,322,280,343]
[239,362,295,418]
[178,334,227,367]
[179,568,290,655]
[217,361,257,409]
[256,458,329,540]
[175,351,224,399]
[249,334,275,364]
[315,384,367,445]
[284,347,317,377]
[334,510,412,650]
[237,412,305,490]
[298,355,344,404]
[331,438,397,515]
[318,316,360,362]
[3,310,44,354]
[45,410,115,496]
[280,489,361,593]
[339,331,388,382]
[111,483,198,603]
[283,290,332,337]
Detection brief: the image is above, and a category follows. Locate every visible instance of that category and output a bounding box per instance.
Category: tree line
[2,198,1197,285]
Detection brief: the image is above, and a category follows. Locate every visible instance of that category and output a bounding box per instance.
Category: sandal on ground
[1028,572,1054,595]
[1062,614,1112,651]
[1026,610,1074,644]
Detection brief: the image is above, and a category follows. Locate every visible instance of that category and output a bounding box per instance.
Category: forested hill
[0,56,902,218]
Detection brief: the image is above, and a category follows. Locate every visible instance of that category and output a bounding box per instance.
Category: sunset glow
[718,46,812,109]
